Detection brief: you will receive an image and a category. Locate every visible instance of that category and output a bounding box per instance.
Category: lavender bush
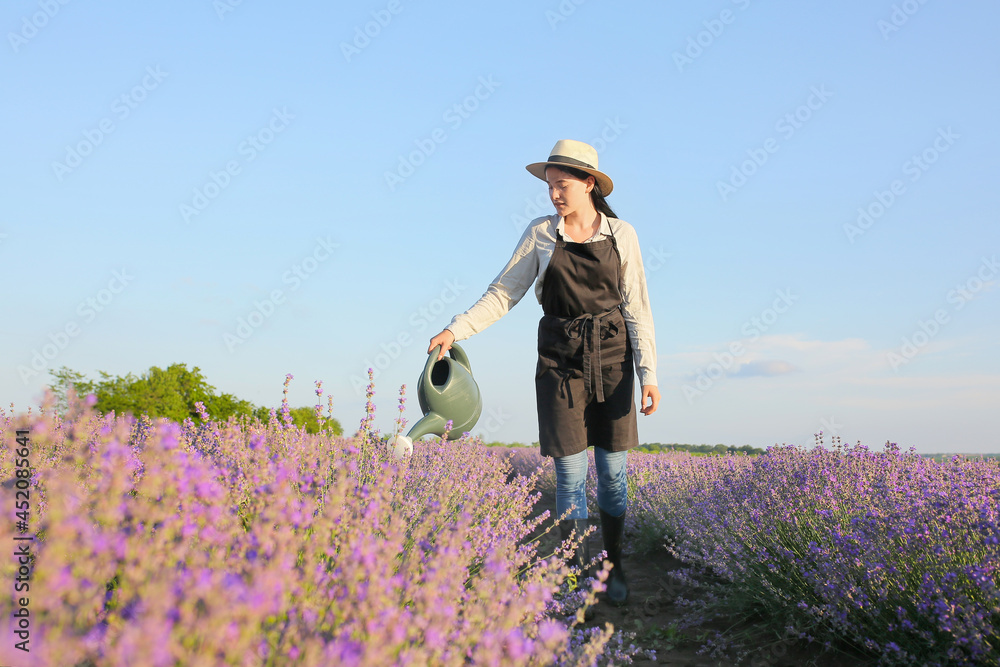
[626,438,1000,666]
[9,371,995,666]
[0,377,619,667]
[512,438,1000,665]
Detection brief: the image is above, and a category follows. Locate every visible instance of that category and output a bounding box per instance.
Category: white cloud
[660,332,1000,452]
[730,359,799,377]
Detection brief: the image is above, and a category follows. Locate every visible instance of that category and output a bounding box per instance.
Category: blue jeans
[553,448,628,520]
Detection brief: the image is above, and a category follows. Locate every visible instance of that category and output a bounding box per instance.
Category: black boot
[599,507,629,606]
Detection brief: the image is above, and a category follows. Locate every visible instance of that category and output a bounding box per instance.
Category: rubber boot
[599,507,629,606]
[559,518,595,620]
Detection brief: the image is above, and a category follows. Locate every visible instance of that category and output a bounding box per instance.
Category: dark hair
[546,165,618,219]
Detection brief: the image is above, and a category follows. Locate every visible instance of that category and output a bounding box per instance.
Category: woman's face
[545,166,594,219]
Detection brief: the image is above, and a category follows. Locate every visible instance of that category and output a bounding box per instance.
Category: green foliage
[634,442,766,456]
[49,363,251,422]
[249,406,343,435]
[632,619,689,651]
[289,406,343,435]
[470,441,765,456]
[467,441,766,455]
[49,367,92,413]
[48,364,342,435]
[922,453,1000,462]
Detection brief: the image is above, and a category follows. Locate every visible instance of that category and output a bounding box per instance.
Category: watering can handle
[424,344,442,388]
[425,343,471,374]
[447,342,472,372]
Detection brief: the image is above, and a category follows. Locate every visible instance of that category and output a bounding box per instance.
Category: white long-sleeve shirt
[445,213,658,387]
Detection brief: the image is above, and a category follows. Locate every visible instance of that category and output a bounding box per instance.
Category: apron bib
[535,221,639,458]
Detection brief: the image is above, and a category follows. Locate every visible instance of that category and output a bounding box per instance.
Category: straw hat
[525,139,614,195]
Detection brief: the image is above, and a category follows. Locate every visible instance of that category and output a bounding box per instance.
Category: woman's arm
[429,222,542,359]
[615,221,660,414]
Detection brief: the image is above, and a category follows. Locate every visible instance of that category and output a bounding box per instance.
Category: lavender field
[626,441,1000,665]
[2,379,998,666]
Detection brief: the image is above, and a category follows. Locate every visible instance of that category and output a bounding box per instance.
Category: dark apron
[535,221,639,458]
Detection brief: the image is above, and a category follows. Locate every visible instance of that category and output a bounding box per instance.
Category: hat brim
[525,161,614,195]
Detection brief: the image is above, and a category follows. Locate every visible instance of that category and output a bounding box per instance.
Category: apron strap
[561,305,620,403]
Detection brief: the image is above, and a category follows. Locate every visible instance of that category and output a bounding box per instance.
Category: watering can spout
[404,343,483,442]
[405,412,447,442]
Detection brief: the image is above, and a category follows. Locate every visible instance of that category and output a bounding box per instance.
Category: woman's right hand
[428,329,456,361]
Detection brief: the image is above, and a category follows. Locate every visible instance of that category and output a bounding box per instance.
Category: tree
[87,363,250,422]
[289,406,342,435]
[49,367,95,413]
[251,405,343,435]
[45,364,345,432]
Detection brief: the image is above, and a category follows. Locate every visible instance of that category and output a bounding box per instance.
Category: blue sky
[2,0,998,452]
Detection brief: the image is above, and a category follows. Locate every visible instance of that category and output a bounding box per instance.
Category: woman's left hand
[640,385,660,416]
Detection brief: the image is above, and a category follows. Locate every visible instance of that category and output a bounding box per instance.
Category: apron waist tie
[561,305,620,403]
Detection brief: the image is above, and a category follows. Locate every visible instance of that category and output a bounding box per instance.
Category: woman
[428,139,659,606]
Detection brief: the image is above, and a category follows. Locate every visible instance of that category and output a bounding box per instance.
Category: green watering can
[388,343,483,458]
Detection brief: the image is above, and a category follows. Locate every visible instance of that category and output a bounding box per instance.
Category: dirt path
[524,487,874,666]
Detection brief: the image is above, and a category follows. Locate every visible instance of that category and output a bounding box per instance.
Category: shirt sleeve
[445,223,540,341]
[617,222,659,387]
